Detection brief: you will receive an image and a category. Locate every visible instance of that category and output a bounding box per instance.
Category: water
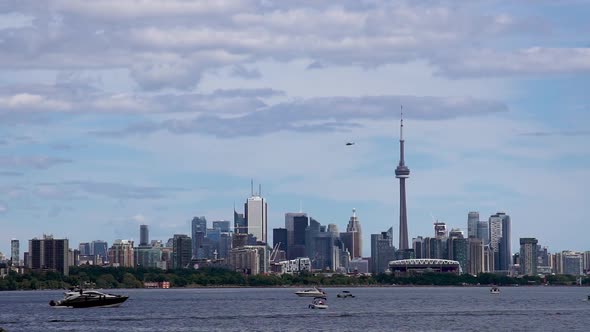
[1,286,588,331]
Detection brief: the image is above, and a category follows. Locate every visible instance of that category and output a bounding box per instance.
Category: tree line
[0,266,587,291]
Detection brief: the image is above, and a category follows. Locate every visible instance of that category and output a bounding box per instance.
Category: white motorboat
[308,297,328,309]
[295,287,326,297]
[490,287,500,294]
[337,290,355,298]
[49,289,128,308]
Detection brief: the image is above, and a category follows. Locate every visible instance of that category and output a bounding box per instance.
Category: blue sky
[1,0,589,257]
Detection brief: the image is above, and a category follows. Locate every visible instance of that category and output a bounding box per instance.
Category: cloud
[0,93,71,111]
[131,214,146,223]
[94,94,508,137]
[230,65,262,79]
[0,1,572,91]
[519,130,590,137]
[438,47,590,77]
[0,156,71,170]
[0,204,6,213]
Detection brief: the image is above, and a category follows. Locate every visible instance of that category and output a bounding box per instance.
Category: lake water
[1,286,588,331]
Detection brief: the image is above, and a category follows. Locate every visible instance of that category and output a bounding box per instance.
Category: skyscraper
[172,234,192,269]
[10,239,19,266]
[285,212,307,258]
[139,224,149,246]
[477,221,489,245]
[342,209,362,258]
[191,216,207,259]
[371,227,395,275]
[90,240,108,264]
[395,112,410,250]
[245,185,267,244]
[489,212,511,271]
[467,212,479,238]
[519,238,538,276]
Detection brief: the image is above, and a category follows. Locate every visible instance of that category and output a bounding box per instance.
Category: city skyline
[1,1,589,256]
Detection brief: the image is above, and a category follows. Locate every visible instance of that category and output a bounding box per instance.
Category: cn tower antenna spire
[400,105,404,141]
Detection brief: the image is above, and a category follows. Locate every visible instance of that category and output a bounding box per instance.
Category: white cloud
[439,47,590,77]
[0,93,71,111]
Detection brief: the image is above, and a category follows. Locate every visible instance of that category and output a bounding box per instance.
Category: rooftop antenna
[259,184,262,197]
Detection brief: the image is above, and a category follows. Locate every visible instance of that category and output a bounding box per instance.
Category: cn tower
[395,110,410,250]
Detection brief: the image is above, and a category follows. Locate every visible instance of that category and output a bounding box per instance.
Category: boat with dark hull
[49,289,128,308]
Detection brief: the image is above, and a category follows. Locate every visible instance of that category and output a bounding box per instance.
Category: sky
[1,0,589,257]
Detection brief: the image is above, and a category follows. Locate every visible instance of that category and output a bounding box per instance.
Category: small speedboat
[49,289,128,308]
[308,297,328,309]
[490,287,500,294]
[337,290,355,298]
[295,287,326,297]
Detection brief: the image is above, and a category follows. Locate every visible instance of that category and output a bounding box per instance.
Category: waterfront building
[371,227,395,275]
[562,251,583,275]
[108,239,134,267]
[349,258,369,274]
[139,224,149,246]
[447,229,468,273]
[28,235,69,275]
[10,239,19,266]
[191,216,207,259]
[228,245,268,275]
[395,112,411,250]
[467,212,479,238]
[172,234,192,269]
[389,258,462,275]
[519,238,538,276]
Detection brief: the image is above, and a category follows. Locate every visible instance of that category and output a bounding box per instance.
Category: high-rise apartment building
[140,225,149,246]
[519,238,538,276]
[108,239,134,267]
[371,227,395,275]
[488,212,511,271]
[467,212,479,238]
[467,238,484,275]
[28,235,69,275]
[172,234,192,269]
[10,239,19,266]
